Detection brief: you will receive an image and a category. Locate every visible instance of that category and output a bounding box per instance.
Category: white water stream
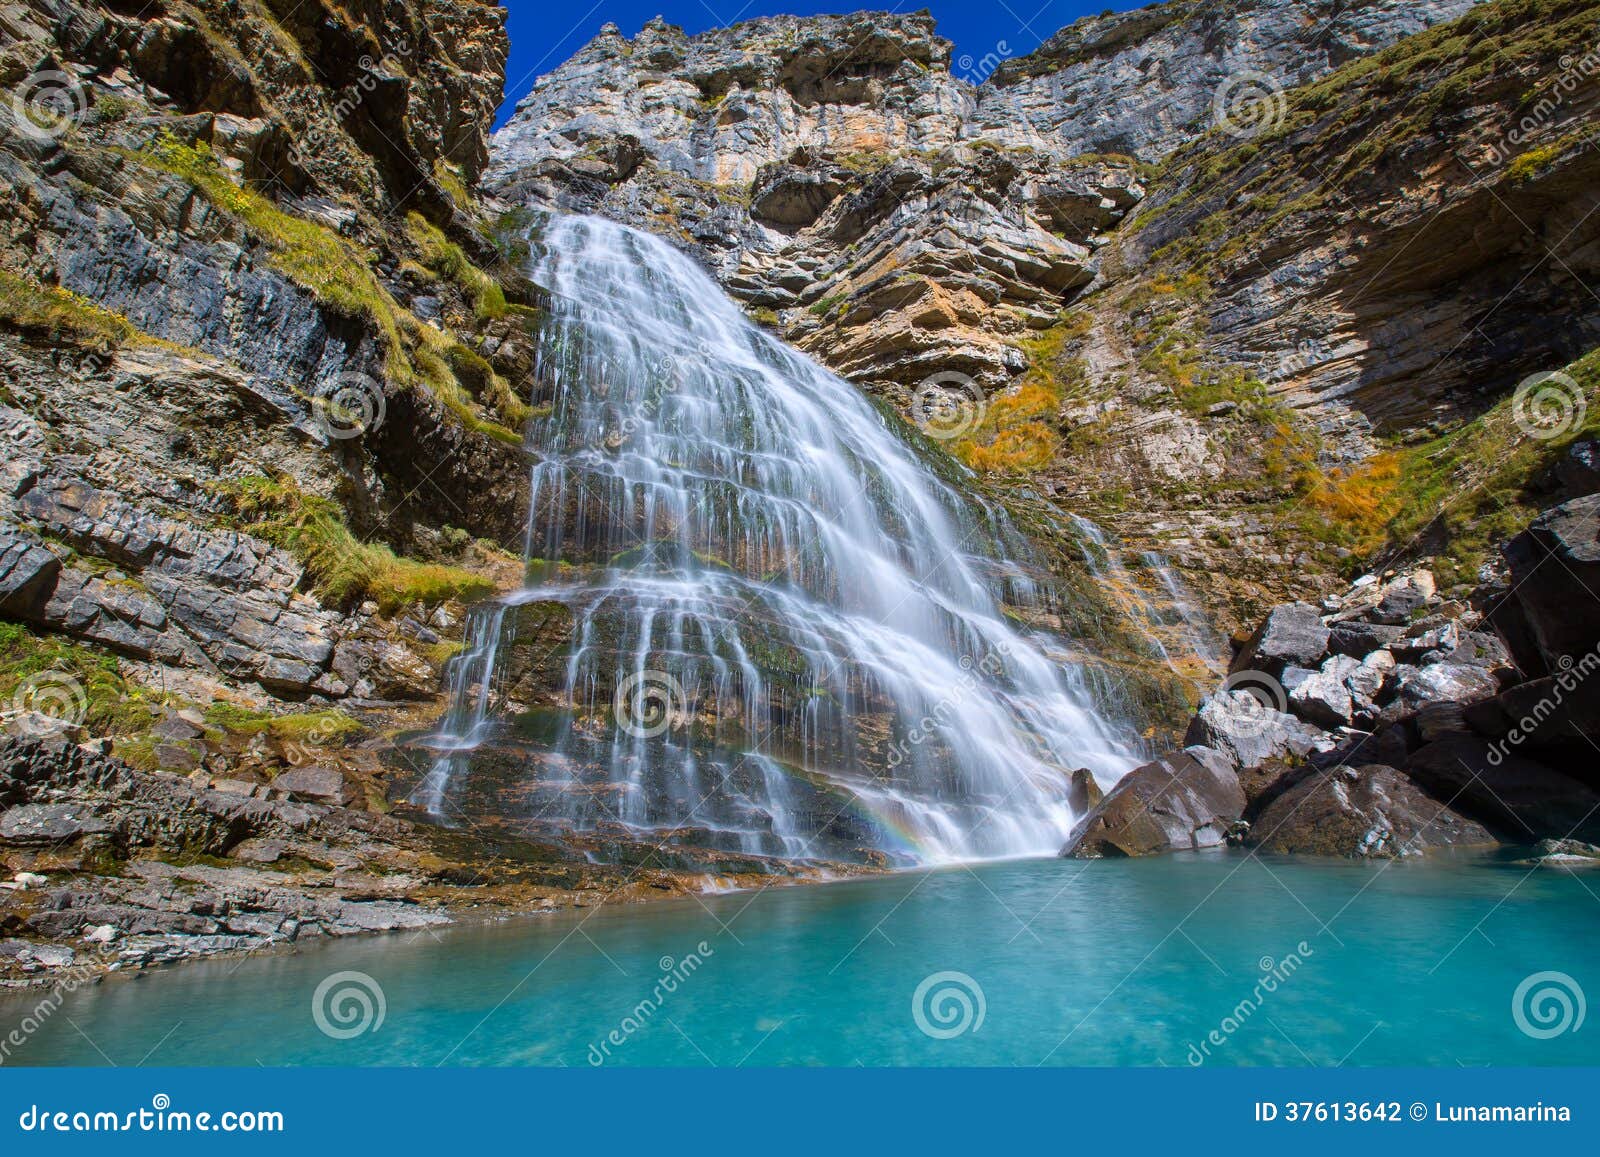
[415,215,1140,865]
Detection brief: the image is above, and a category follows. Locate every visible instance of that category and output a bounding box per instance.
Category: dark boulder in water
[1061,746,1243,858]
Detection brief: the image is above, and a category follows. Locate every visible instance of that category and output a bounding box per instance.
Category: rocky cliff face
[0,0,571,971]
[488,0,1595,642]
[1,0,529,709]
[978,0,1480,160]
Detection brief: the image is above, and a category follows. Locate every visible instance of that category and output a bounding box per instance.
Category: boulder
[1287,654,1363,728]
[0,804,112,844]
[0,527,61,618]
[272,765,351,807]
[1516,838,1600,868]
[1230,602,1330,680]
[1503,494,1600,669]
[1394,662,1499,712]
[1472,674,1600,774]
[1370,577,1430,625]
[1328,620,1403,658]
[1061,746,1244,858]
[1406,735,1600,843]
[1345,651,1393,713]
[1250,764,1495,858]
[1066,767,1104,815]
[1555,439,1600,495]
[1184,690,1324,769]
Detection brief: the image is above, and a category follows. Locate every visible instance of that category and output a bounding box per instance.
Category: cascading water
[413,214,1139,866]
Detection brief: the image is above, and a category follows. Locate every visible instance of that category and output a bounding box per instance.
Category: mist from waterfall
[414,213,1140,866]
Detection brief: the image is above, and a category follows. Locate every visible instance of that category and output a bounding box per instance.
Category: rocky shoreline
[1064,488,1600,863]
[0,735,844,991]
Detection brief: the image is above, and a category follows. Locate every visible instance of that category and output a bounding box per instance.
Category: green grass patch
[405,212,509,320]
[0,269,144,348]
[1283,347,1600,586]
[218,476,496,612]
[0,622,168,735]
[202,700,363,743]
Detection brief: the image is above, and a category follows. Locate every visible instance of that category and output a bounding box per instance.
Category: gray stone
[0,525,61,617]
[1503,494,1600,670]
[1328,620,1404,658]
[1395,663,1500,712]
[1062,746,1244,858]
[1184,690,1323,770]
[273,766,350,807]
[1231,603,1331,680]
[0,804,112,844]
[1251,765,1495,858]
[1288,654,1363,729]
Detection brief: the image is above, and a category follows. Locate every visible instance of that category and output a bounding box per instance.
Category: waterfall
[413,214,1138,867]
[1068,515,1226,689]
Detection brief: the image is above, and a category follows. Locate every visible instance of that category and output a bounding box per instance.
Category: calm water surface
[4,853,1596,1066]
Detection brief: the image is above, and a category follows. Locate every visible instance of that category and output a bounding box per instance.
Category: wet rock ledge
[0,736,827,988]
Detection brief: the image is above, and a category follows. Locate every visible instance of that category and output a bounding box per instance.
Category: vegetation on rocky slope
[125,133,527,445]
[219,476,496,611]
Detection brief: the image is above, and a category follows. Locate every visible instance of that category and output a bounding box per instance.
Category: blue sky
[495,1,1150,126]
